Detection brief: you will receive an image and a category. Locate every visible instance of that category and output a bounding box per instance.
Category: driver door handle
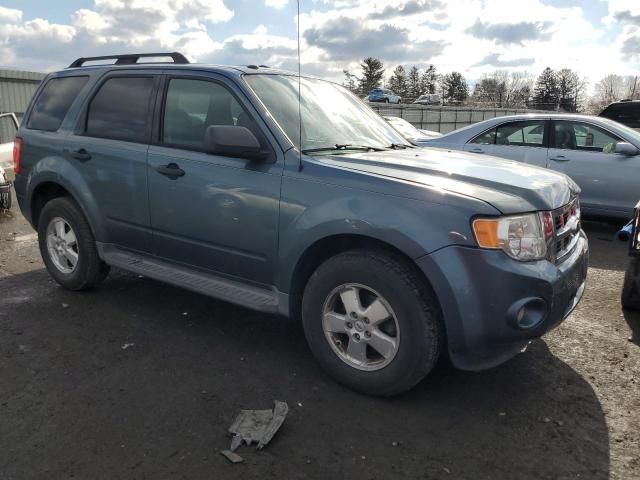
[549,155,569,162]
[156,163,185,178]
[470,147,485,154]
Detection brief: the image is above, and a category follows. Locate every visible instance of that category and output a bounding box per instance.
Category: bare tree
[588,74,627,113]
[624,76,640,99]
[471,71,533,108]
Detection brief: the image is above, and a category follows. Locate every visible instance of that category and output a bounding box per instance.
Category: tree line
[343,58,469,105]
[343,57,639,113]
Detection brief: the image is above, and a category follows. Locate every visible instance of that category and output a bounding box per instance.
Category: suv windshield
[245,74,409,152]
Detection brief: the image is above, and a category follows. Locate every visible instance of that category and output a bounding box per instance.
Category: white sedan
[384,116,441,146]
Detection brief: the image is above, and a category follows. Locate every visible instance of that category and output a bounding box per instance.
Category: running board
[99,244,284,315]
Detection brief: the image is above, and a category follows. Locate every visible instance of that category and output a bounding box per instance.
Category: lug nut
[346,322,353,329]
[364,317,369,324]
[365,331,371,338]
[353,333,360,340]
[350,312,358,319]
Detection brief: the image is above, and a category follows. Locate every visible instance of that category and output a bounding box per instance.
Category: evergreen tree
[342,69,358,93]
[533,67,559,110]
[388,65,408,99]
[407,66,421,100]
[556,68,580,112]
[358,57,385,95]
[441,72,469,104]
[420,65,438,94]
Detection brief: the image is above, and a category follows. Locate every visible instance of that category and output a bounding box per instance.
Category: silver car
[423,113,640,218]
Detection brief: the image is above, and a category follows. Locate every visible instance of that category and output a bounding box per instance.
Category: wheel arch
[29,179,101,242]
[286,233,441,321]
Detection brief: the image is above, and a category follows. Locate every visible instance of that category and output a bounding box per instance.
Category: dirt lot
[1,188,639,480]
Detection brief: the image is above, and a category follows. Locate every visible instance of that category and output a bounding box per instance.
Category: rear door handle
[156,163,185,178]
[469,147,485,154]
[70,148,91,161]
[549,155,569,162]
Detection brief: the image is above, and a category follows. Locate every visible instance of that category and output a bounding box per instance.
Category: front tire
[302,249,443,396]
[38,197,109,290]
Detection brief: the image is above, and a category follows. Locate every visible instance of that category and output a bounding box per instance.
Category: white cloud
[0,6,22,23]
[0,0,636,93]
[266,0,289,8]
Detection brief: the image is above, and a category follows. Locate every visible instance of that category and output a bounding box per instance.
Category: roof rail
[68,52,189,68]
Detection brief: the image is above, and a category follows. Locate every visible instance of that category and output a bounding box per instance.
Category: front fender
[25,155,105,240]
[276,175,480,292]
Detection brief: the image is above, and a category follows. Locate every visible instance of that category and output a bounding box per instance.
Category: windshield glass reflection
[245,74,409,152]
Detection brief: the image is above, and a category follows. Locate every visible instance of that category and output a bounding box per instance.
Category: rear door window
[86,76,156,143]
[27,76,89,131]
[471,128,497,145]
[495,121,545,147]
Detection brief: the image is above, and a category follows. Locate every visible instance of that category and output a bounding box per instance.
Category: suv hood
[318,148,579,213]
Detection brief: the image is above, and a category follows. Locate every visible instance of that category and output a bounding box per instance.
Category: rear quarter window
[27,76,89,131]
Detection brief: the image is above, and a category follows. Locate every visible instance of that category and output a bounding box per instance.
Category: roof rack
[68,52,189,68]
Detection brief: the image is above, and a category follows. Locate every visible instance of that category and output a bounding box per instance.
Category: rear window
[86,76,155,143]
[600,103,640,128]
[27,76,89,131]
[0,115,17,144]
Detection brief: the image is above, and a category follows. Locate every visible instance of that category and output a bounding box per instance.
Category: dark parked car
[600,100,640,131]
[14,52,588,396]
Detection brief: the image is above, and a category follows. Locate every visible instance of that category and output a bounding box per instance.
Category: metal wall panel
[0,69,46,118]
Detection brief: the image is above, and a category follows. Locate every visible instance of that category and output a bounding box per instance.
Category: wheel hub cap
[45,217,79,274]
[322,283,400,371]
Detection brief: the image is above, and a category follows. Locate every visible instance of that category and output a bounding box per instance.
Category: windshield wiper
[388,143,413,149]
[301,144,388,154]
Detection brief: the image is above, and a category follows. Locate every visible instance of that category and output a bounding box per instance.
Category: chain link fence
[368,104,548,133]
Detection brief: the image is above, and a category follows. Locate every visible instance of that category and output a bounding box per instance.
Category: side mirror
[614,141,639,156]
[205,125,265,160]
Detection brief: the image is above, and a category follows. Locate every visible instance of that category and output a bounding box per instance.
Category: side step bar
[99,244,285,315]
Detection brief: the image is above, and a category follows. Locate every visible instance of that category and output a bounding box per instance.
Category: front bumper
[417,231,588,371]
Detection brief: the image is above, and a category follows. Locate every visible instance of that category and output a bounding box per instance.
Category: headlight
[472,212,553,261]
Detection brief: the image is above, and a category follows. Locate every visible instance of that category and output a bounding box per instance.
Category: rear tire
[622,257,640,310]
[301,249,443,396]
[38,197,109,290]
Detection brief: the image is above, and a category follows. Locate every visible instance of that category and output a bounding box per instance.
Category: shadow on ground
[0,268,610,479]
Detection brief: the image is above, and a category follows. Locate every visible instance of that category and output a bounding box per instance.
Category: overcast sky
[0,0,638,87]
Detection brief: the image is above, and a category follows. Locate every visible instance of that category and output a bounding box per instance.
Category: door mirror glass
[205,125,265,160]
[614,141,639,156]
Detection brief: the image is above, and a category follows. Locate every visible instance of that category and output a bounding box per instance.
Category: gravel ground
[1,188,638,480]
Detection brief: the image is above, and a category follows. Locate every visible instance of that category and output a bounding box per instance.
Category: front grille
[553,198,581,263]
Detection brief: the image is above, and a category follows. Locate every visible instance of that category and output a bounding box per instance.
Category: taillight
[13,137,22,174]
